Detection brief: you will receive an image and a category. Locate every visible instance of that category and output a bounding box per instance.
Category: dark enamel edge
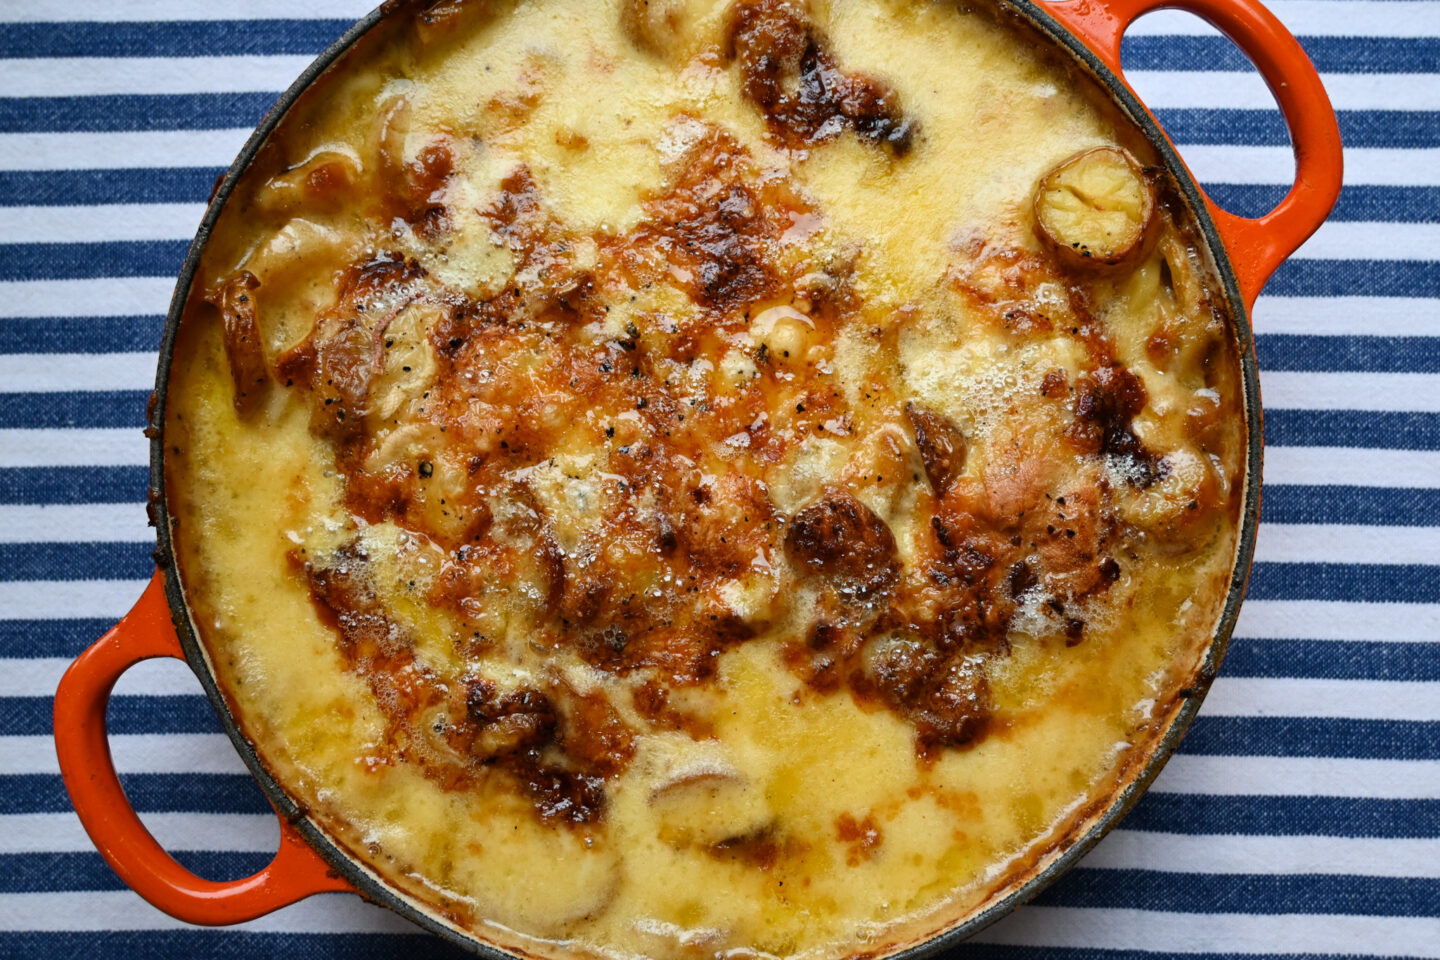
[145,1,1265,954]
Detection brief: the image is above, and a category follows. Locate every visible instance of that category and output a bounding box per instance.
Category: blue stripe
[1265,410,1440,450]
[0,695,218,736]
[1208,184,1440,222]
[0,315,164,353]
[0,168,222,206]
[0,542,153,582]
[0,391,147,429]
[0,93,275,133]
[1258,336,1440,374]
[1123,35,1440,74]
[0,773,267,816]
[0,467,148,505]
[1036,869,1440,916]
[1265,260,1440,299]
[1261,485,1440,526]
[1249,563,1440,603]
[1224,638,1440,682]
[1155,109,1440,148]
[0,619,119,658]
[0,241,186,281]
[0,20,353,58]
[1125,793,1440,838]
[0,851,271,893]
[0,933,468,960]
[1180,717,1440,760]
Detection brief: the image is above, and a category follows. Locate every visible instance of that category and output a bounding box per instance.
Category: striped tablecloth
[2,1,1436,957]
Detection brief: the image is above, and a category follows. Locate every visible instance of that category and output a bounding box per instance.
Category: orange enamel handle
[1039,0,1344,309]
[53,569,353,924]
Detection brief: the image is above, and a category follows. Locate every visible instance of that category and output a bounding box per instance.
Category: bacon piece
[205,271,268,415]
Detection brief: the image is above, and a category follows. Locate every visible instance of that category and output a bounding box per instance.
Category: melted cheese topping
[163,2,1246,958]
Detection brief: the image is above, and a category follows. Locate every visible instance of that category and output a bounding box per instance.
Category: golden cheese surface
[163,1,1247,957]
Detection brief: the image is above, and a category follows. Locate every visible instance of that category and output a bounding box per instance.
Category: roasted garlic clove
[1033,146,1156,270]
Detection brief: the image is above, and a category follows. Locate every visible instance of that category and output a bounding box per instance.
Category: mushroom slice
[1033,146,1156,270]
[905,402,966,495]
[651,769,772,847]
[204,271,267,415]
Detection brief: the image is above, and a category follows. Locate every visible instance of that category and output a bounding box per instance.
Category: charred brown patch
[868,640,990,758]
[204,271,268,414]
[785,491,900,601]
[633,127,799,311]
[301,543,621,826]
[727,0,914,154]
[835,811,883,866]
[1066,363,1164,486]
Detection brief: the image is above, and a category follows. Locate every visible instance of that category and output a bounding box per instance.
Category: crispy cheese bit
[1033,146,1156,270]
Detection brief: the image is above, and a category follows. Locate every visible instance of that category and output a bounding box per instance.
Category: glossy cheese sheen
[163,2,1246,958]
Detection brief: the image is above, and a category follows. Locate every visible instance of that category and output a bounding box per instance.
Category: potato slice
[1033,146,1156,270]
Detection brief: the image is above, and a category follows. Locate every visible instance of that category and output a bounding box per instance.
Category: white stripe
[0,204,204,245]
[0,812,277,854]
[1182,146,1440,187]
[0,891,418,934]
[1255,523,1440,566]
[1266,446,1440,489]
[0,277,176,319]
[1089,830,1440,878]
[1130,71,1440,112]
[0,57,312,98]
[1201,677,1440,721]
[1253,296,1440,337]
[975,906,1440,956]
[0,579,150,619]
[0,1,374,21]
[0,428,147,467]
[1262,371,1440,412]
[1128,2,1440,38]
[1154,755,1440,799]
[0,503,150,544]
[0,129,249,171]
[0,655,199,698]
[1236,599,1440,641]
[0,733,246,776]
[0,352,155,393]
[1293,221,1440,262]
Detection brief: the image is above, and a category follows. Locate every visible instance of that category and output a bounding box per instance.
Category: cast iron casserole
[54,0,1342,954]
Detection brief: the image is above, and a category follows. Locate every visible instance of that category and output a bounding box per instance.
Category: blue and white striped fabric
[1,1,1436,957]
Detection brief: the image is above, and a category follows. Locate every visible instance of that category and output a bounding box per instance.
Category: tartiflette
[163,1,1247,957]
